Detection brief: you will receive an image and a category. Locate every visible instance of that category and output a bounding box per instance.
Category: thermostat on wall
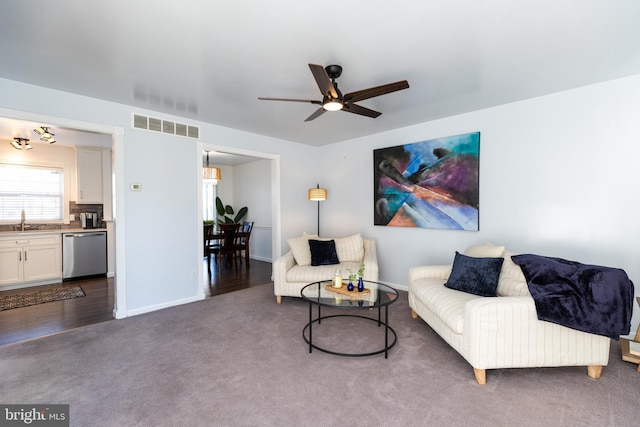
[130,183,142,191]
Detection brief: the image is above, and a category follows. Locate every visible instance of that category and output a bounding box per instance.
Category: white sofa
[408,243,611,385]
[273,233,378,304]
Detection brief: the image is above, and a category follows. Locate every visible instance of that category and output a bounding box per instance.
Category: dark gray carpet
[0,284,638,426]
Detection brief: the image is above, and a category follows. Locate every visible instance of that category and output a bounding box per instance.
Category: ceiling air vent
[131,113,200,140]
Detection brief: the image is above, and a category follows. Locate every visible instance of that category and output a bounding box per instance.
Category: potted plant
[346,269,357,291]
[215,197,248,224]
[357,262,365,292]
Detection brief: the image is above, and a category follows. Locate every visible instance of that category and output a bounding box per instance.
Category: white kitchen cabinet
[0,234,62,288]
[77,148,103,203]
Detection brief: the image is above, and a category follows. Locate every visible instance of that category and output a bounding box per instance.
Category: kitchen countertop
[0,228,107,237]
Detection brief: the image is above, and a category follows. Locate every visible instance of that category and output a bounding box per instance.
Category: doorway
[0,108,123,318]
[197,142,280,298]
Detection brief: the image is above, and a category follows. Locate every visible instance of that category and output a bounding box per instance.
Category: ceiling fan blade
[304,107,327,122]
[342,103,382,118]
[258,97,321,105]
[309,64,339,99]
[343,80,409,103]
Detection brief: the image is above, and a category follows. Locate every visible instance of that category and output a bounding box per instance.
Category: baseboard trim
[126,295,202,317]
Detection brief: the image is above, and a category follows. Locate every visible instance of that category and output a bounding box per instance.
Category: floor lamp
[308,184,327,236]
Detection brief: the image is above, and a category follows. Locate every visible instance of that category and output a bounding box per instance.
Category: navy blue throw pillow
[308,239,340,266]
[445,251,504,297]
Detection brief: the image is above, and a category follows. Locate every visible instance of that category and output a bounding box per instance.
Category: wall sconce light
[308,183,328,235]
[10,137,32,150]
[34,126,56,143]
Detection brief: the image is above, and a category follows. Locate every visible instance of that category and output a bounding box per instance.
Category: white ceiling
[1,1,640,147]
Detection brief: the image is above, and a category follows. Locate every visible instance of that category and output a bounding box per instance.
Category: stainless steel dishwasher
[62,231,107,279]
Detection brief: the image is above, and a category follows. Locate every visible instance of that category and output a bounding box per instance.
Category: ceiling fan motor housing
[325,64,343,79]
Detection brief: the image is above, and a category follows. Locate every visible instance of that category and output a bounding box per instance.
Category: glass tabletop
[300,280,398,309]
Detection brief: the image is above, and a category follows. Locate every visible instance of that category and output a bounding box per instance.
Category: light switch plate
[130,183,142,191]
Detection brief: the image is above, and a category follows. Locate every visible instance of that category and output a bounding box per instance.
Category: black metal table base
[303,312,397,358]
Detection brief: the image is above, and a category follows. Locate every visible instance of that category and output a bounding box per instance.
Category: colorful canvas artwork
[373,132,480,231]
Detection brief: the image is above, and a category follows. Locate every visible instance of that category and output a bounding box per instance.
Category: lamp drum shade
[204,167,221,181]
[308,187,327,201]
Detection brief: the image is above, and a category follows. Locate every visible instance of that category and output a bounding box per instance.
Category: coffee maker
[80,212,97,229]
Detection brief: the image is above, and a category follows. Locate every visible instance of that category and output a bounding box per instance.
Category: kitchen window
[0,163,64,223]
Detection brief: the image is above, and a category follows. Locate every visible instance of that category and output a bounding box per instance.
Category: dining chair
[204,224,219,275]
[235,221,254,267]
[209,223,240,271]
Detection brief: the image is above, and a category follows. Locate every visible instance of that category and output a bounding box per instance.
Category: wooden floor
[0,259,272,347]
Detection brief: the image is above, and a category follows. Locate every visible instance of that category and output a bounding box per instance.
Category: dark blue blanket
[511,254,634,339]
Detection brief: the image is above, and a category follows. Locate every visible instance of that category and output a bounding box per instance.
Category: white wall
[319,74,640,335]
[234,159,272,261]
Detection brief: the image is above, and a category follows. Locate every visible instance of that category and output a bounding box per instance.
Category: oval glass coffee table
[300,280,398,358]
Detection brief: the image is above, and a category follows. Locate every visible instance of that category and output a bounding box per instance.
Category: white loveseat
[273,233,378,304]
[408,243,611,384]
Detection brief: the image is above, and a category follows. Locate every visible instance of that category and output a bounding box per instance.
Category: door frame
[0,107,126,318]
[196,141,280,298]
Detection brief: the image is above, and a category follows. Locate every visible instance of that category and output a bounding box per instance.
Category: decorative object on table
[357,261,365,292]
[308,183,327,236]
[215,196,247,224]
[332,269,343,288]
[324,284,370,297]
[347,269,356,292]
[373,131,480,231]
[0,285,85,311]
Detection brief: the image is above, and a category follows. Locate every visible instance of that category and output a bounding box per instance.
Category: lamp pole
[308,184,327,236]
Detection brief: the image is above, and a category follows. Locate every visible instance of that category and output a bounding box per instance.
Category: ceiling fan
[258,64,409,122]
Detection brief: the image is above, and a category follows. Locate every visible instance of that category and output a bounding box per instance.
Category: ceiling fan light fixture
[322,100,343,111]
[258,63,408,121]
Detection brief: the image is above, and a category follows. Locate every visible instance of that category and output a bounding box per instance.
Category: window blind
[0,164,64,222]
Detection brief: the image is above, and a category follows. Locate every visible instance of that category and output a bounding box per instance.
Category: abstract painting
[373,132,480,231]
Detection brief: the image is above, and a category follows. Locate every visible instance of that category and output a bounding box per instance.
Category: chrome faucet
[20,209,25,232]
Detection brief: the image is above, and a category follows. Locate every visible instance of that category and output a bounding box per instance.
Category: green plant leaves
[215,196,248,224]
[234,207,248,223]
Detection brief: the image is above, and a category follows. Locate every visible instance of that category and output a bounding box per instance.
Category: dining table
[204,224,248,269]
